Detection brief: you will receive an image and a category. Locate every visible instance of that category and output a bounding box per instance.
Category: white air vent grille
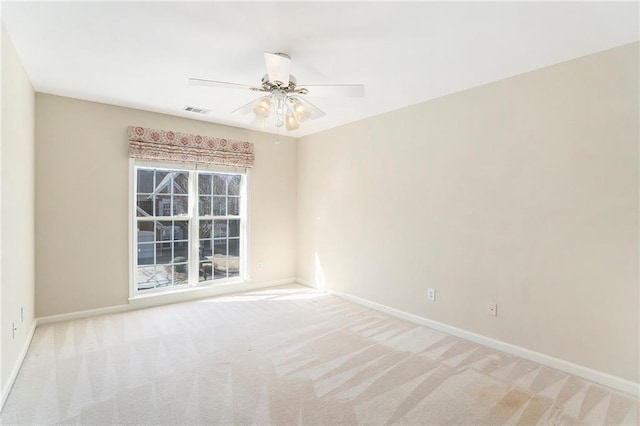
[183,106,210,114]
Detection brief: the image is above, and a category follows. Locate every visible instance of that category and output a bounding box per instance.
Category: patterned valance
[128,126,254,168]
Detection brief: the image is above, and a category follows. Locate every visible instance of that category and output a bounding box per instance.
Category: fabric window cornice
[127,126,254,168]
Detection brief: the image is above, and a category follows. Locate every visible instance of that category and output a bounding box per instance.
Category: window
[197,173,242,282]
[133,164,246,294]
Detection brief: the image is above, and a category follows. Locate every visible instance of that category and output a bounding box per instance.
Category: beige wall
[35,94,297,317]
[297,43,639,383]
[1,25,36,392]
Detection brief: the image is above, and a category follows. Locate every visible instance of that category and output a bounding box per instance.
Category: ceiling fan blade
[188,78,255,91]
[301,84,365,98]
[231,98,259,115]
[264,52,291,87]
[294,97,326,120]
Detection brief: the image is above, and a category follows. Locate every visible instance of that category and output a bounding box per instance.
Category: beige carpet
[1,284,637,425]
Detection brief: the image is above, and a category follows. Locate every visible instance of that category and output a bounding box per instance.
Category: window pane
[214,265,228,279]
[228,197,239,216]
[199,220,212,239]
[212,196,226,216]
[199,174,212,195]
[214,220,228,238]
[156,242,173,264]
[228,175,241,196]
[157,221,173,241]
[137,243,154,265]
[155,195,171,216]
[228,238,239,257]
[214,239,227,255]
[137,195,154,217]
[213,175,226,195]
[199,196,211,216]
[137,266,164,290]
[200,239,212,258]
[213,255,228,279]
[173,221,189,241]
[174,241,188,261]
[228,219,240,238]
[173,265,188,285]
[138,222,154,242]
[156,171,171,194]
[137,170,154,193]
[199,262,212,282]
[228,258,240,278]
[173,196,188,216]
[173,172,188,194]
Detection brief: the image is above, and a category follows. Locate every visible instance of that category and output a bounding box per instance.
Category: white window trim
[128,159,250,300]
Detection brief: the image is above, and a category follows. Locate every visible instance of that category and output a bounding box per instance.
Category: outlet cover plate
[488,303,498,316]
[427,288,436,301]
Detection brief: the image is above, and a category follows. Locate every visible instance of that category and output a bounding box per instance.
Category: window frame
[128,159,249,298]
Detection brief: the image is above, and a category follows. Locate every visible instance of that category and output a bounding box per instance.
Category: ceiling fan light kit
[189,52,364,132]
[253,97,271,118]
[285,114,299,131]
[293,101,310,122]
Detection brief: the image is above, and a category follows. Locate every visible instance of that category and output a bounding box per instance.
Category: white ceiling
[2,1,638,137]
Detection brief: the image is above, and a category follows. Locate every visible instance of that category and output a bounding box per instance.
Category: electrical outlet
[257,261,264,270]
[488,303,498,317]
[427,288,436,301]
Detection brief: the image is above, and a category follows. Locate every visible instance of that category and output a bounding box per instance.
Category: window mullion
[189,170,199,287]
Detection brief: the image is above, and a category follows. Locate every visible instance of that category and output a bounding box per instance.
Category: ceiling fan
[188,52,365,131]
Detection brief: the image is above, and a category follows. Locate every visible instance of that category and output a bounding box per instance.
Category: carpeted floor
[1,284,638,425]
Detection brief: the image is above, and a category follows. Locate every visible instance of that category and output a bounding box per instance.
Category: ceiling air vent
[183,105,210,114]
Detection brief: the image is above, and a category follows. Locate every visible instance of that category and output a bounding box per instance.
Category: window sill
[128,279,250,306]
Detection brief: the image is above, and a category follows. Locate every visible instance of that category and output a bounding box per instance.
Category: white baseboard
[37,303,132,326]
[37,277,297,325]
[1,320,37,411]
[295,278,316,289]
[331,290,640,398]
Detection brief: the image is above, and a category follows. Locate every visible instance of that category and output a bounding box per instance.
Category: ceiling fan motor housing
[261,74,298,92]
